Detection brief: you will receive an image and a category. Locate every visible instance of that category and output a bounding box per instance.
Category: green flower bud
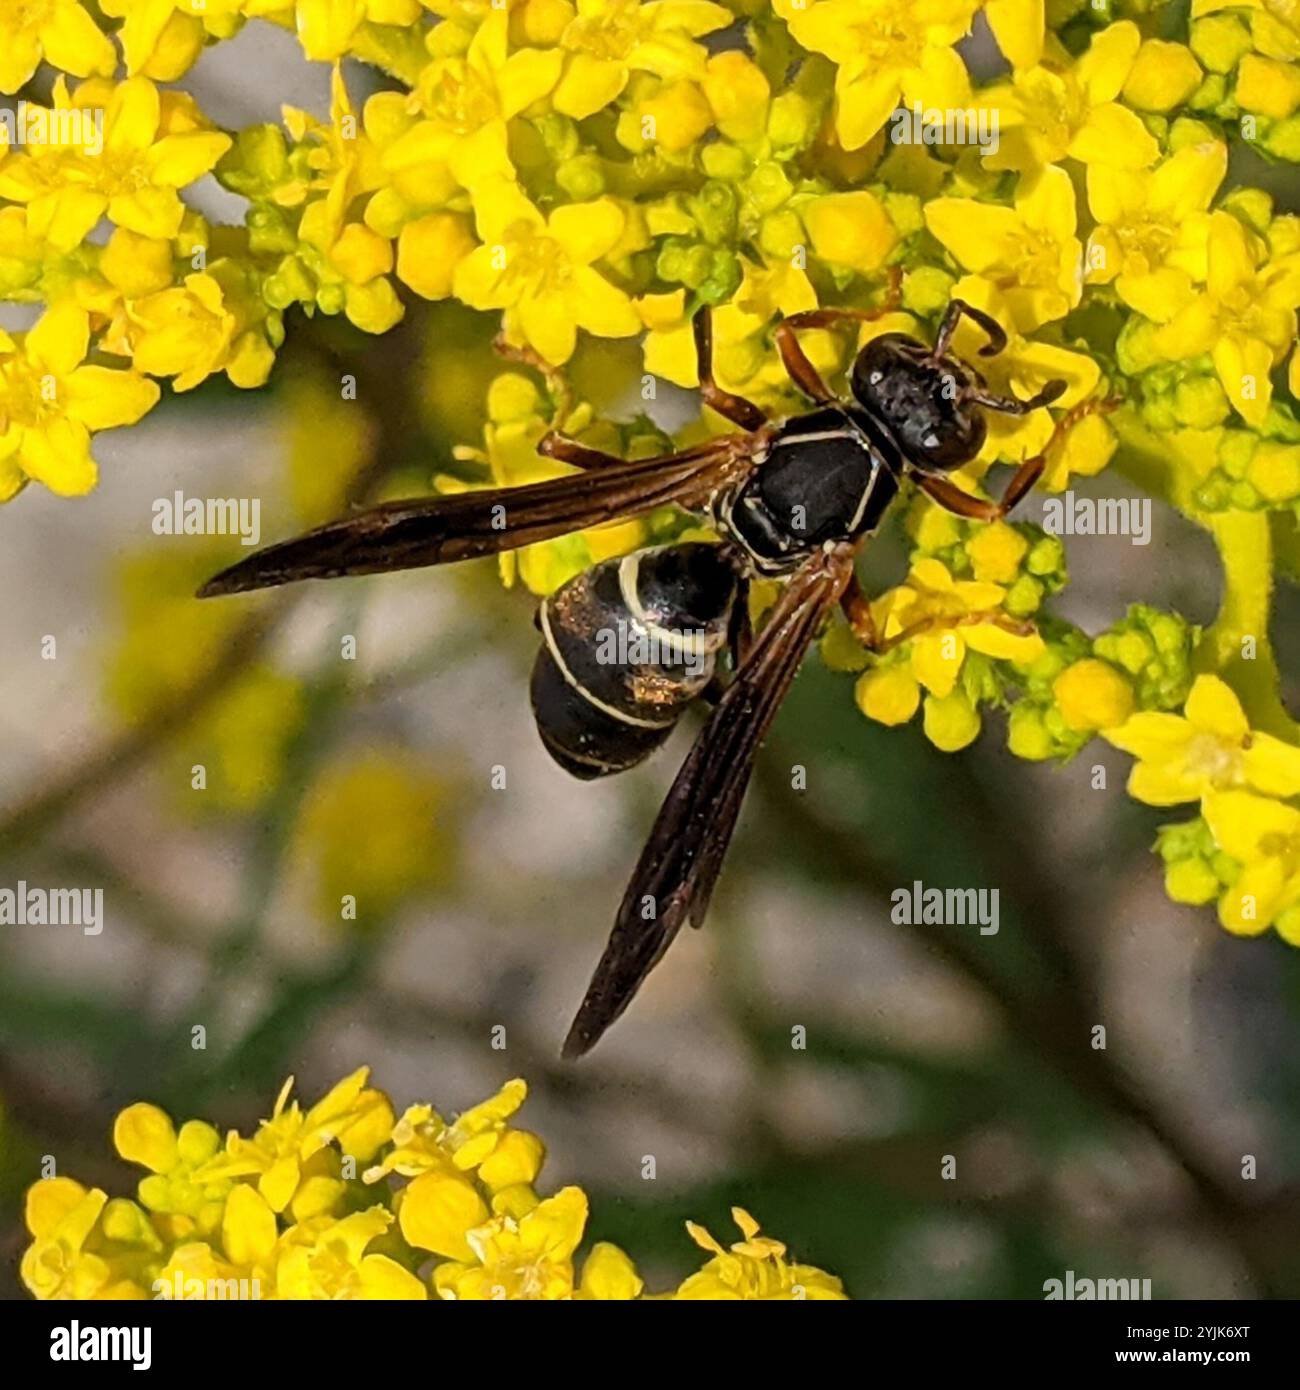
[881,191,923,238]
[317,282,346,315]
[216,124,289,198]
[1190,15,1253,74]
[744,161,793,216]
[1264,116,1300,161]
[1004,573,1044,616]
[246,206,297,257]
[1101,605,1197,710]
[1116,316,1162,375]
[1220,187,1273,232]
[1173,375,1229,427]
[535,113,580,162]
[557,155,606,200]
[1026,533,1066,580]
[264,255,315,310]
[1008,704,1054,760]
[1168,116,1221,149]
[690,181,739,245]
[697,250,742,305]
[1218,429,1258,478]
[1194,475,1232,510]
[768,92,818,150]
[902,266,954,316]
[1227,479,1261,509]
[702,144,749,184]
[758,209,805,261]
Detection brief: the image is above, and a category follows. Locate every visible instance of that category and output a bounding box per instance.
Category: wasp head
[850,333,986,473]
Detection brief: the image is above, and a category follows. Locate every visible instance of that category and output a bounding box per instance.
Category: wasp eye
[869,371,883,384]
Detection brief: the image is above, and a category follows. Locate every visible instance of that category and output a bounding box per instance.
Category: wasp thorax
[851,333,986,471]
[530,544,738,780]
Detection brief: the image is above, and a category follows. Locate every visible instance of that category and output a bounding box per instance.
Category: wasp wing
[562,549,853,1059]
[198,441,748,598]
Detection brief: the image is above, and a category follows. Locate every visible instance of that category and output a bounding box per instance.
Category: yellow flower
[701,49,771,143]
[110,270,275,392]
[576,1242,644,1299]
[20,1179,112,1300]
[368,8,558,234]
[1203,790,1300,938]
[244,0,422,62]
[676,1208,846,1299]
[1238,52,1300,118]
[198,1068,395,1216]
[1192,0,1300,61]
[777,0,979,152]
[433,1186,589,1299]
[0,0,116,94]
[1121,39,1203,112]
[114,1103,231,1239]
[1053,657,1134,732]
[1152,210,1300,426]
[100,0,246,80]
[800,190,898,274]
[396,211,476,299]
[455,176,640,363]
[1085,142,1228,323]
[276,1209,426,1299]
[552,0,732,121]
[974,19,1157,173]
[925,165,1082,331]
[365,1078,543,1187]
[0,77,231,252]
[640,258,822,397]
[0,302,160,501]
[855,556,1043,735]
[1104,674,1300,805]
[981,0,1044,71]
[285,67,382,215]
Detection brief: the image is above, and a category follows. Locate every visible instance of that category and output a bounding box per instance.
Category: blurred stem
[0,305,436,856]
[754,749,1290,1296]
[0,607,283,853]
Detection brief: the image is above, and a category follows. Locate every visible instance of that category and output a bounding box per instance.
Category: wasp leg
[493,334,575,429]
[692,307,768,431]
[932,299,1008,360]
[537,433,631,471]
[839,570,879,648]
[728,577,754,667]
[967,379,1067,415]
[871,608,1036,657]
[773,319,837,405]
[919,393,1121,521]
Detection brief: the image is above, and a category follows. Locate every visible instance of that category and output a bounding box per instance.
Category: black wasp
[201,296,1081,1058]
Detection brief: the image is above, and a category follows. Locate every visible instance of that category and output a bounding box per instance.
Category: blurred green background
[3,22,1300,1304]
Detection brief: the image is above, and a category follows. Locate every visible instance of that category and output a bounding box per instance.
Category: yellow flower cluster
[1106,675,1300,940]
[4,0,1299,948]
[22,1069,846,1300]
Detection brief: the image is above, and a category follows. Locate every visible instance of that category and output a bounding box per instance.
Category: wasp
[201,296,1089,1058]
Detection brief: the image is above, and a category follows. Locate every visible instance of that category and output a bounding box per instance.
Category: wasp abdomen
[531,543,738,779]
